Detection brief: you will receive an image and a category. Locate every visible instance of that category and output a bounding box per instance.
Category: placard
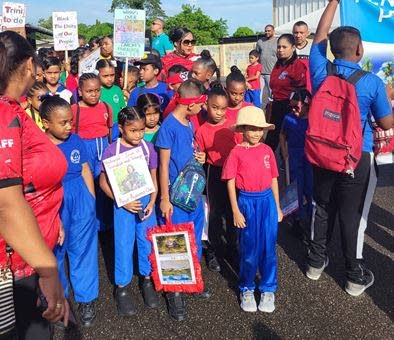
[103,145,155,207]
[280,180,299,217]
[52,11,78,51]
[78,48,101,76]
[2,2,26,37]
[113,8,145,58]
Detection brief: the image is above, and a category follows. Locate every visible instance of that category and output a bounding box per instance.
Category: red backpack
[305,63,367,177]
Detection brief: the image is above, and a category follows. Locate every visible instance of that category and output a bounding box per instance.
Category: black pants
[265,99,290,152]
[307,152,377,282]
[206,165,238,256]
[13,275,52,340]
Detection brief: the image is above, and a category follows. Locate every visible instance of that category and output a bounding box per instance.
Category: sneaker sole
[258,305,275,313]
[305,258,329,281]
[345,275,375,297]
[240,304,257,313]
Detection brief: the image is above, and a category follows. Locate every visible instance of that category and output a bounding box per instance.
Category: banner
[113,8,145,58]
[52,11,79,51]
[2,2,26,37]
[78,48,101,76]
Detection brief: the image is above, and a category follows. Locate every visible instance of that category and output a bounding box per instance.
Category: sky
[20,0,273,35]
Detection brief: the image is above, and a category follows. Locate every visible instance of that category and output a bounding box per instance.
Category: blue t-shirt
[57,134,88,183]
[127,82,170,112]
[152,33,174,57]
[281,113,308,150]
[155,113,194,184]
[309,42,391,152]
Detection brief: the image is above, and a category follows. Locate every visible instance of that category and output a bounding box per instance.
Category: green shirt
[152,33,174,57]
[100,85,126,123]
[144,126,160,144]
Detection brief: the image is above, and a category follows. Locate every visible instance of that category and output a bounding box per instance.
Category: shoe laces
[263,292,274,302]
[80,302,94,315]
[243,290,255,302]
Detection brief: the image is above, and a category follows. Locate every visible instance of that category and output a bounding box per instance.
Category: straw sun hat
[234,106,275,131]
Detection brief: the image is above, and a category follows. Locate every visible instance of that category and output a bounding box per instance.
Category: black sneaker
[115,286,137,316]
[166,292,186,321]
[141,278,159,309]
[78,302,96,328]
[207,253,221,272]
[193,287,212,300]
[345,268,374,297]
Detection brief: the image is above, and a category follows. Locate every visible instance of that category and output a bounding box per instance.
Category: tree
[165,5,228,45]
[110,0,166,19]
[233,26,255,37]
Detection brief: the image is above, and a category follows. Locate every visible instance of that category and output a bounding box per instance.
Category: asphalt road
[55,164,393,340]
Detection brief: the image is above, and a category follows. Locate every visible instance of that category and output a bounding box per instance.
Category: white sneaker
[258,292,275,313]
[306,257,329,281]
[240,290,257,312]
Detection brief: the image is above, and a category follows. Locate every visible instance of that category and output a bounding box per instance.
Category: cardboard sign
[113,8,145,58]
[78,48,101,76]
[52,11,78,51]
[2,2,26,37]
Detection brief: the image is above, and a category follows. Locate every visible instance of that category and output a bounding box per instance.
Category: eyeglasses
[152,22,160,26]
[182,39,196,46]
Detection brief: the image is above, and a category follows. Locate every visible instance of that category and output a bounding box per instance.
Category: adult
[0,31,69,339]
[293,21,312,92]
[161,28,200,78]
[256,25,278,102]
[265,34,306,152]
[306,0,393,296]
[78,35,86,48]
[151,18,174,57]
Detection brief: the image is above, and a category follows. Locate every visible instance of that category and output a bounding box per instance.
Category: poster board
[78,48,101,76]
[52,11,79,51]
[113,8,145,58]
[2,2,26,37]
[102,145,155,207]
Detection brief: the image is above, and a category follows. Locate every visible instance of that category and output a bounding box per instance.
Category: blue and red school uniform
[245,63,263,108]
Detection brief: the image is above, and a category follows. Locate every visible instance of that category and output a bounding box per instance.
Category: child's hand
[123,200,142,213]
[143,201,155,220]
[278,209,284,223]
[122,89,130,100]
[246,82,252,90]
[233,210,246,228]
[194,151,206,165]
[57,222,65,246]
[160,199,173,221]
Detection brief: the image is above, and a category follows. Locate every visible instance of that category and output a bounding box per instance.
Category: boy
[155,79,209,321]
[245,50,262,108]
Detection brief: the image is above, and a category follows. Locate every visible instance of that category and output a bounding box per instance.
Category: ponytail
[226,65,246,87]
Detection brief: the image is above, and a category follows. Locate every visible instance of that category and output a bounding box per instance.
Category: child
[99,107,159,315]
[66,47,89,93]
[43,56,74,104]
[136,93,161,143]
[155,79,209,321]
[121,66,139,101]
[25,81,49,131]
[195,84,242,272]
[35,59,45,82]
[279,88,313,239]
[225,66,253,122]
[97,59,126,142]
[222,106,283,313]
[40,95,99,327]
[245,49,263,108]
[128,54,169,112]
[191,50,219,90]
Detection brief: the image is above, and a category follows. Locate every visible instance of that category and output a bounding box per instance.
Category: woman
[0,31,69,339]
[265,33,307,152]
[161,28,200,78]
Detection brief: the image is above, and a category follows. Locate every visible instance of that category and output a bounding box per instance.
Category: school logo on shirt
[113,94,120,104]
[278,71,288,80]
[70,149,81,164]
[264,155,271,169]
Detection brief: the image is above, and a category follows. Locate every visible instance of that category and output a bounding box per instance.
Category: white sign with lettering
[52,11,79,51]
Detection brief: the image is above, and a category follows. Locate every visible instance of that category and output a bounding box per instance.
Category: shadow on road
[252,321,281,340]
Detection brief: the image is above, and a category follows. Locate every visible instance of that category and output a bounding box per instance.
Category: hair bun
[210,81,223,90]
[230,65,241,74]
[200,49,211,59]
[39,92,57,102]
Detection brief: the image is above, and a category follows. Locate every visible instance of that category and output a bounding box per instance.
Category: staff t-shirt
[281,113,308,150]
[101,85,126,123]
[161,52,200,78]
[127,82,170,112]
[221,143,278,192]
[247,63,263,90]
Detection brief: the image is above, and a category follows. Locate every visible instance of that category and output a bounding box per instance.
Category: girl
[225,66,253,122]
[25,81,49,131]
[66,47,89,93]
[222,106,283,314]
[136,93,161,143]
[121,66,139,101]
[195,84,242,272]
[40,95,99,328]
[245,49,263,108]
[99,107,159,315]
[43,56,74,104]
[97,59,126,142]
[265,34,306,152]
[191,50,219,90]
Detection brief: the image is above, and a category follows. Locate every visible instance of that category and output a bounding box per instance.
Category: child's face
[145,106,160,129]
[242,125,264,145]
[28,88,47,111]
[44,65,61,87]
[139,64,158,83]
[192,63,211,84]
[188,102,205,116]
[100,37,113,58]
[99,66,115,88]
[227,81,246,107]
[290,99,308,117]
[128,73,138,90]
[249,55,259,65]
[36,66,44,82]
[119,118,146,146]
[79,79,101,106]
[207,95,228,124]
[42,107,73,143]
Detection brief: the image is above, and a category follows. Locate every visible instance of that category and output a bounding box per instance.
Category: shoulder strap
[103,102,111,128]
[140,139,150,163]
[116,138,120,155]
[347,69,367,86]
[75,104,80,135]
[326,62,337,76]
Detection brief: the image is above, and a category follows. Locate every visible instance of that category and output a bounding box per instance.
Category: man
[306,0,393,296]
[256,24,278,103]
[293,21,312,91]
[151,18,174,57]
[78,35,86,48]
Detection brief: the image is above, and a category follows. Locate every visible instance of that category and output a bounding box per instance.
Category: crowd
[0,0,393,339]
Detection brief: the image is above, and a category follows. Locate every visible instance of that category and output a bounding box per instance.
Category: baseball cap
[134,54,163,71]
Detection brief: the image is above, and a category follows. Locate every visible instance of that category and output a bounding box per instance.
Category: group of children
[26,42,314,325]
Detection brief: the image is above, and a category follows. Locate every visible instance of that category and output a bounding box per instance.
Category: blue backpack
[170,157,206,212]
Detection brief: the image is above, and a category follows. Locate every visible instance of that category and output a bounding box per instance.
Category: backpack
[305,62,367,177]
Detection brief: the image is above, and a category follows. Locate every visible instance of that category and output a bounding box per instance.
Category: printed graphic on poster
[280,181,299,217]
[52,11,79,51]
[103,145,155,207]
[78,48,101,76]
[2,2,26,36]
[113,8,145,58]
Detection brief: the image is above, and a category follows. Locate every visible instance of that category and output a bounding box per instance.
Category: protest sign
[113,8,145,58]
[2,2,26,37]
[78,48,101,76]
[52,11,79,51]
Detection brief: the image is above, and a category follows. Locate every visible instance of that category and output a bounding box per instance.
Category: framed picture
[147,221,204,293]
